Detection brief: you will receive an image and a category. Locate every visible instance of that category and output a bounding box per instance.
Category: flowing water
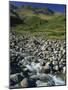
[25,62,65,86]
[49,74,65,86]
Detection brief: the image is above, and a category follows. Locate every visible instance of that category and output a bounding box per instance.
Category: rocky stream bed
[9,32,66,88]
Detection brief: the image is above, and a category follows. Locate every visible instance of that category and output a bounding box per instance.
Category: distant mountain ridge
[10,4,55,15]
[10,4,54,26]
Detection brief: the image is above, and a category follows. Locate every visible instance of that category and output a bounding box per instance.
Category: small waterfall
[26,62,42,75]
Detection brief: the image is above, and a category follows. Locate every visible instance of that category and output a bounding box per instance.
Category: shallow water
[49,74,65,86]
[25,62,65,86]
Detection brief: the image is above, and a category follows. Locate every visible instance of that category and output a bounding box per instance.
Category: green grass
[11,7,66,40]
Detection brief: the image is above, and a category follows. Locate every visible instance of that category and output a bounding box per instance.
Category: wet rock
[28,78,37,87]
[10,73,24,86]
[42,62,50,73]
[10,83,20,89]
[20,78,28,88]
[53,65,59,71]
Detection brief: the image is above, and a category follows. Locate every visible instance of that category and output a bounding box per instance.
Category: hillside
[10,4,66,40]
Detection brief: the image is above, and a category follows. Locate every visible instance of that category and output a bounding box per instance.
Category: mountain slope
[10,4,66,39]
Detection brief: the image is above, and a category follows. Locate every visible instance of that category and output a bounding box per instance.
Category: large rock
[20,78,28,88]
[53,65,59,71]
[10,73,24,85]
[41,62,50,73]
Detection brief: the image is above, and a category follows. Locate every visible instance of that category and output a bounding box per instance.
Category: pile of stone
[9,32,66,88]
